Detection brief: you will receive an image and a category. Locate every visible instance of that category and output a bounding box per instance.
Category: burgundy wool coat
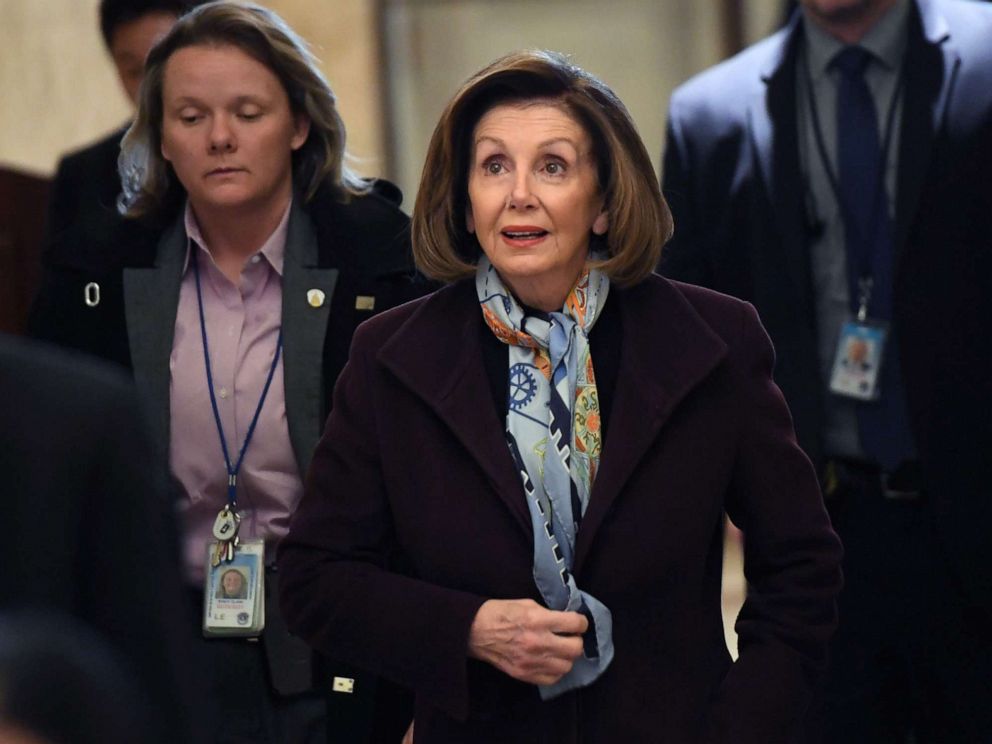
[278,275,843,743]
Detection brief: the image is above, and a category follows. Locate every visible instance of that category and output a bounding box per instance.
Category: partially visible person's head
[799,0,900,42]
[412,50,672,289]
[100,0,192,106]
[119,1,366,220]
[0,612,152,744]
[220,569,246,598]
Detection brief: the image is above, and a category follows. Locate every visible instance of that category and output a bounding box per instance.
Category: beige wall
[0,0,783,189]
[0,0,131,176]
[0,0,385,178]
[382,0,784,204]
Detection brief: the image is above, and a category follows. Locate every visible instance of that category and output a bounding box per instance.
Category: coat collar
[377,276,728,567]
[281,200,338,476]
[894,0,958,264]
[749,16,815,324]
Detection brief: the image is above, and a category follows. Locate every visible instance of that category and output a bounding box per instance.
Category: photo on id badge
[829,320,885,400]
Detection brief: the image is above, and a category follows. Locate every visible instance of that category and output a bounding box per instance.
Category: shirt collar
[181,199,292,277]
[802,0,910,80]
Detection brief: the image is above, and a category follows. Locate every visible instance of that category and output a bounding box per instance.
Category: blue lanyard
[191,248,283,509]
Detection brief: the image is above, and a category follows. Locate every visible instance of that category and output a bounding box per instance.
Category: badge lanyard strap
[191,249,283,510]
[802,50,903,319]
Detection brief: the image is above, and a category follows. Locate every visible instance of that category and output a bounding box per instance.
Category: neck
[507,270,583,314]
[803,0,899,45]
[191,193,291,283]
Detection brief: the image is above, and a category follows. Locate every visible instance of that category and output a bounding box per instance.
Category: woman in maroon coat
[278,50,842,744]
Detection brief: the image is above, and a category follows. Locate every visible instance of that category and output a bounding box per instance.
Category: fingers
[468,599,590,686]
[550,608,589,637]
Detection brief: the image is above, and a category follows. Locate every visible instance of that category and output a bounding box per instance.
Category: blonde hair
[118,0,367,219]
[412,50,672,286]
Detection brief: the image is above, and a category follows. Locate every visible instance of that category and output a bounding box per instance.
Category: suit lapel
[894,0,958,271]
[378,281,532,537]
[747,20,815,322]
[122,217,186,462]
[574,279,728,571]
[281,201,339,477]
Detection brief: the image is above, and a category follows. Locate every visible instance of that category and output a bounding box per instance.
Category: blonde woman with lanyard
[28,3,424,741]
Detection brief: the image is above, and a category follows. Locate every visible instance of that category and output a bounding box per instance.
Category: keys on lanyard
[211,505,241,567]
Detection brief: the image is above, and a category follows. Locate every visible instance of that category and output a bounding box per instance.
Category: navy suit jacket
[279,276,842,743]
[660,0,992,608]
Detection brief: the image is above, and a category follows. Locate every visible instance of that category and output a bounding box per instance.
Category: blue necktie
[834,46,915,469]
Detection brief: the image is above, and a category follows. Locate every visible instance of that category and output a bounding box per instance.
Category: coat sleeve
[701,302,843,743]
[277,320,488,721]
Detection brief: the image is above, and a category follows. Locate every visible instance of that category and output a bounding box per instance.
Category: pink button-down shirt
[171,202,302,584]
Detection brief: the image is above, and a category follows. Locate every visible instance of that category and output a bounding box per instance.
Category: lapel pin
[84,282,101,307]
[355,295,375,311]
[306,288,325,308]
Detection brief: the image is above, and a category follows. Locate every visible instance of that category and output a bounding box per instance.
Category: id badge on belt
[829,318,887,401]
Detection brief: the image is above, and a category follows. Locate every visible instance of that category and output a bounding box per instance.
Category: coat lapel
[746,20,815,324]
[574,279,728,571]
[281,202,338,477]
[894,0,958,271]
[122,217,186,462]
[380,279,730,556]
[378,281,533,537]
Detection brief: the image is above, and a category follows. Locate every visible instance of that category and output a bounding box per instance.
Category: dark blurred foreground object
[0,334,202,743]
[0,167,49,334]
[0,612,153,744]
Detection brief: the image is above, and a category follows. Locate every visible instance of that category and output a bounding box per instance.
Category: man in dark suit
[0,334,200,743]
[660,0,991,740]
[43,0,193,268]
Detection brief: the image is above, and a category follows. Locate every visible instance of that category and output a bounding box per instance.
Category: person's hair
[118,0,367,220]
[412,49,672,286]
[99,0,193,51]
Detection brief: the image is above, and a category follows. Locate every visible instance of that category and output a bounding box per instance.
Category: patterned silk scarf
[476,255,614,699]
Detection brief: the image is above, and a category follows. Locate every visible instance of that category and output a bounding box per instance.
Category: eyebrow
[168,94,267,107]
[474,135,580,150]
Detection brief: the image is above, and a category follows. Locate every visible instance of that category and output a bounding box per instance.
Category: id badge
[203,538,265,637]
[828,319,887,401]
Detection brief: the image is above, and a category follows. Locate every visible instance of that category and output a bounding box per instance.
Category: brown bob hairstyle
[412,49,673,286]
[118,0,367,220]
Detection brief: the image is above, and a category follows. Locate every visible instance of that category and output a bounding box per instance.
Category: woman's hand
[467,599,588,685]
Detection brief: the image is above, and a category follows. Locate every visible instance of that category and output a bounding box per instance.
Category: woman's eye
[544,160,565,175]
[239,111,262,121]
[180,114,201,125]
[484,160,504,175]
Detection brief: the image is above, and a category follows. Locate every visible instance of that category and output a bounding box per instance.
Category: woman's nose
[507,173,538,210]
[208,118,236,153]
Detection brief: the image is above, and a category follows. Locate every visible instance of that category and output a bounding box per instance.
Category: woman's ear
[291,114,311,151]
[592,210,609,236]
[465,208,475,234]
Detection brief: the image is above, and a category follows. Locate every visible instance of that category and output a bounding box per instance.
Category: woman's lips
[206,167,245,177]
[501,226,549,246]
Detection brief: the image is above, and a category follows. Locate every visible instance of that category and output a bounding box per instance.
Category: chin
[804,0,878,20]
